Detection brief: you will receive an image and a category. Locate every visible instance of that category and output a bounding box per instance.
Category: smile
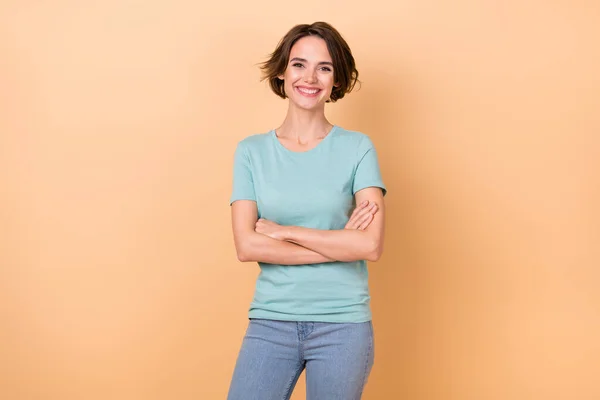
[295,87,322,97]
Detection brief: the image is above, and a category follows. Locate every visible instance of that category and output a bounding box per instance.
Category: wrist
[282,225,297,242]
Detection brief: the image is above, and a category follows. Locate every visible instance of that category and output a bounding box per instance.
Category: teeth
[298,88,319,94]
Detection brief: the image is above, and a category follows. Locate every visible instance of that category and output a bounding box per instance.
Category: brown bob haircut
[260,22,359,103]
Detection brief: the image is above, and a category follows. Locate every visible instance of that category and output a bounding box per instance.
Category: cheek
[322,75,335,88]
[285,69,302,81]
[283,72,298,90]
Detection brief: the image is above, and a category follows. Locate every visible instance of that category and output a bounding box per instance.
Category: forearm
[284,226,380,262]
[237,232,335,265]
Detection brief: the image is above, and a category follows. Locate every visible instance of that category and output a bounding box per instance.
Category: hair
[259,22,360,103]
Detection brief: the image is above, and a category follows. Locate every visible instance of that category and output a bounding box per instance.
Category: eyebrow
[289,57,334,66]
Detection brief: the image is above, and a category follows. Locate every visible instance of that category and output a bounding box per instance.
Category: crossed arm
[231,187,385,264]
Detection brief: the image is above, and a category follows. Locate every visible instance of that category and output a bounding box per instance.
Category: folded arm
[232,190,382,264]
[280,187,385,262]
[231,200,335,265]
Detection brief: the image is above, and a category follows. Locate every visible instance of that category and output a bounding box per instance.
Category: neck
[276,103,333,141]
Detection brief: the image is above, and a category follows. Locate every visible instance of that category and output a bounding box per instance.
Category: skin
[232,35,386,264]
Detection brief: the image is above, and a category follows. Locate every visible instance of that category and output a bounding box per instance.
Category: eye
[292,63,304,68]
[320,66,332,72]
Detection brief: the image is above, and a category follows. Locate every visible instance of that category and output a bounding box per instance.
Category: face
[278,36,338,111]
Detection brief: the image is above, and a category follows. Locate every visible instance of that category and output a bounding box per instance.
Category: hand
[345,200,379,230]
[255,218,287,240]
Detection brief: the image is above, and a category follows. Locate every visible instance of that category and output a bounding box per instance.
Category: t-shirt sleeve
[352,136,387,196]
[230,141,256,205]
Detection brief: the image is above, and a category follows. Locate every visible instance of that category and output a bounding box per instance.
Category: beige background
[1,1,599,399]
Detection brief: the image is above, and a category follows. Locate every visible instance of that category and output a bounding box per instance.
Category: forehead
[289,36,332,61]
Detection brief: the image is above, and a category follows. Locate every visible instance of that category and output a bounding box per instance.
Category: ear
[278,74,284,80]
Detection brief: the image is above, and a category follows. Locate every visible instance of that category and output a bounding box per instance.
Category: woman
[227,21,387,400]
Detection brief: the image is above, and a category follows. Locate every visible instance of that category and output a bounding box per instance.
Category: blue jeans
[227,318,375,400]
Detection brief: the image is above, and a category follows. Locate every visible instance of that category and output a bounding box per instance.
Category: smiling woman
[227,22,386,400]
[260,22,359,105]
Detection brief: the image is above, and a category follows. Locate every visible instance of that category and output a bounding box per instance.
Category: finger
[349,200,369,220]
[345,217,359,230]
[356,208,374,228]
[347,209,359,225]
[356,203,378,220]
[369,203,379,215]
[357,213,374,230]
[347,203,377,229]
[356,205,377,229]
[345,201,369,228]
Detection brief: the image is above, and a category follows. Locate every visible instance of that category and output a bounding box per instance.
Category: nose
[303,69,317,83]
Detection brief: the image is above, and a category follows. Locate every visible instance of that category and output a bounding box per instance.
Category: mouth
[295,86,322,97]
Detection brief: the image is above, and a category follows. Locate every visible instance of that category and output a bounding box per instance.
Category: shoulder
[237,131,271,147]
[234,131,272,152]
[332,126,376,153]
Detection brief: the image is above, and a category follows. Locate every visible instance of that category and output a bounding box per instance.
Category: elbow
[234,233,262,263]
[235,244,253,262]
[237,251,250,262]
[365,241,383,262]
[237,250,255,263]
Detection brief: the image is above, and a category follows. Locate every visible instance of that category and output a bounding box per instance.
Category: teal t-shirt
[229,125,387,323]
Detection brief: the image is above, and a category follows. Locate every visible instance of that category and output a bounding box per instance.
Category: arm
[229,142,328,265]
[281,187,385,262]
[232,199,335,265]
[278,135,388,262]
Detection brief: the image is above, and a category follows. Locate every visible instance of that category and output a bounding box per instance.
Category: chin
[291,96,326,110]
[296,102,320,110]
